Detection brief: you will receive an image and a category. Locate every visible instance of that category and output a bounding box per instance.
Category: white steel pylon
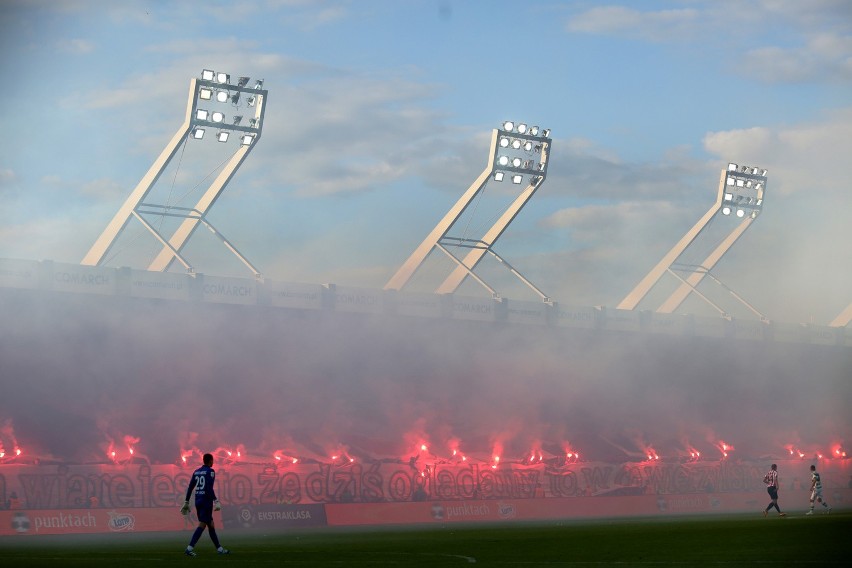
[829,302,852,327]
[81,70,267,276]
[384,122,553,301]
[617,162,767,316]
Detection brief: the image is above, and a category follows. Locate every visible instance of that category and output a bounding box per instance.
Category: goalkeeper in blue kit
[181,453,229,556]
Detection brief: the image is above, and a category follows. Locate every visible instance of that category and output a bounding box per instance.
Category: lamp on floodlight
[384,120,553,303]
[81,67,269,276]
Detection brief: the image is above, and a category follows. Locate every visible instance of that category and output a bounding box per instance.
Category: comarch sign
[201,275,256,305]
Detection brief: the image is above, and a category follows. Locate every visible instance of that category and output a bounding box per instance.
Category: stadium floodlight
[237,76,250,88]
[617,162,768,318]
[829,302,852,327]
[82,68,269,277]
[247,96,256,107]
[230,92,240,105]
[253,79,264,90]
[385,121,553,303]
[216,90,229,103]
[233,115,243,126]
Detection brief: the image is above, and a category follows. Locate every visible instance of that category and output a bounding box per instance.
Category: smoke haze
[2,289,848,466]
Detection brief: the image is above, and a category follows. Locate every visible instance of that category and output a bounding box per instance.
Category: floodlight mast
[384,122,552,301]
[829,302,852,327]
[81,70,267,276]
[617,163,767,315]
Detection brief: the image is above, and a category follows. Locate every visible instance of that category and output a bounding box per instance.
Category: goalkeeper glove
[180,501,190,515]
[213,500,221,511]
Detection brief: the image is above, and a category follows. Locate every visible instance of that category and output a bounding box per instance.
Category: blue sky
[1,0,850,324]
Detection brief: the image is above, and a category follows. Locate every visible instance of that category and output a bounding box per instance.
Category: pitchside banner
[201,275,257,305]
[1,460,848,513]
[0,507,221,536]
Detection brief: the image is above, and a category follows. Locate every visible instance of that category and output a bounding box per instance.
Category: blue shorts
[195,501,214,524]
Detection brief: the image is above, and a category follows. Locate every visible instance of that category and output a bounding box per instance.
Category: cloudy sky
[1,0,850,325]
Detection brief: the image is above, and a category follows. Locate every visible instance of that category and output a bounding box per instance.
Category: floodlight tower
[384,121,553,301]
[82,69,268,276]
[617,162,767,316]
[829,302,852,327]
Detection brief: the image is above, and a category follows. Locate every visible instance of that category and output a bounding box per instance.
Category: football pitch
[1,512,849,567]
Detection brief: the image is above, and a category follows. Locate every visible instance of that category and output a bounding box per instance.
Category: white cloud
[57,38,95,54]
[565,5,700,41]
[742,32,852,83]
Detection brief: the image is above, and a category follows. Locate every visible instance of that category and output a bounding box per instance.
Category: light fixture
[511,157,522,167]
[517,123,527,134]
[499,137,509,148]
[503,120,514,131]
[736,209,745,217]
[247,96,256,107]
[191,127,205,139]
[498,156,509,166]
[750,211,758,218]
[202,69,215,81]
[196,109,209,121]
[542,129,551,137]
[199,87,213,100]
[217,131,229,143]
[722,206,731,215]
[232,115,243,126]
[211,111,225,123]
[493,171,505,181]
[230,92,240,104]
[728,162,738,171]
[216,91,229,103]
[240,134,254,145]
[511,139,521,149]
[248,118,258,128]
[512,174,523,184]
[216,72,229,84]
[237,76,250,88]
[523,141,532,151]
[529,126,539,136]
[724,192,733,201]
[253,79,263,90]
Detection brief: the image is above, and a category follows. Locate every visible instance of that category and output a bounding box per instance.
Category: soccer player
[806,464,831,515]
[762,463,786,517]
[180,453,230,556]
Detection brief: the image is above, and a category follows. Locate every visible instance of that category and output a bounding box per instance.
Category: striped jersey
[764,469,778,487]
[811,471,822,490]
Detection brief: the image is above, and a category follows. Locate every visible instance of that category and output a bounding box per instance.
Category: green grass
[2,512,849,567]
